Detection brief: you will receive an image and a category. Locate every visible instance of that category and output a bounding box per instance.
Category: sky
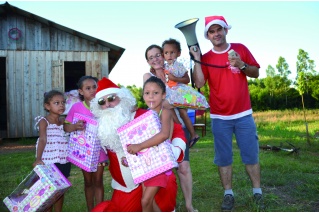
[2,1,319,88]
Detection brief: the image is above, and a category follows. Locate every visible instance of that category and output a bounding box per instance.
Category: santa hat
[204,15,232,39]
[95,77,120,99]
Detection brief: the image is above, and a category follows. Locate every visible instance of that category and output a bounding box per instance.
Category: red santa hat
[95,77,120,99]
[204,15,232,39]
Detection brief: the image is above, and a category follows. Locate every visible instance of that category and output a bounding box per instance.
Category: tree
[276,57,292,106]
[198,82,210,101]
[264,65,277,107]
[123,84,147,109]
[295,49,316,95]
[295,49,316,145]
[249,78,269,111]
[265,64,276,77]
[276,56,291,78]
[308,74,319,100]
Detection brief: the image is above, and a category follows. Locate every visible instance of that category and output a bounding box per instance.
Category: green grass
[1,109,319,211]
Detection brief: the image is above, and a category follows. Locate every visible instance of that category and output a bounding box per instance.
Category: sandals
[189,136,200,148]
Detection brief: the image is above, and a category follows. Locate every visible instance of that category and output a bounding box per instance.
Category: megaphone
[175,18,228,74]
[175,18,200,89]
[175,18,200,52]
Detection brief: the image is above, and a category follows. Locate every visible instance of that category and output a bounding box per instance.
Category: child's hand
[33,159,44,168]
[75,120,86,131]
[166,72,177,82]
[127,144,141,155]
[121,157,129,167]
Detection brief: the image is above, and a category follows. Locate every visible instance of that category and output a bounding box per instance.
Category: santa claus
[90,77,186,212]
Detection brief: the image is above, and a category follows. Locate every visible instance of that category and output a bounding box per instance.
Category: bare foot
[187,207,198,212]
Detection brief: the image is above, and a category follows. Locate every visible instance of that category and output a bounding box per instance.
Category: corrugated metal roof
[0,1,125,73]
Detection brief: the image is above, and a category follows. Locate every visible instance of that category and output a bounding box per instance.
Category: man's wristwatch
[240,63,248,70]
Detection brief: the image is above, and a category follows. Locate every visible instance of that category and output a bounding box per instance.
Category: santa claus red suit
[90,77,186,212]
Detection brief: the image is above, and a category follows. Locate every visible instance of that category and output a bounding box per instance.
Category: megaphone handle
[188,47,201,90]
[188,44,201,61]
[189,67,195,89]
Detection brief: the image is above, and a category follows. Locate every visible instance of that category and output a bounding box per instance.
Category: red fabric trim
[106,150,126,187]
[134,108,147,118]
[92,186,143,212]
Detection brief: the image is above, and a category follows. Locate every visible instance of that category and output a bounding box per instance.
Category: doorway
[64,61,85,92]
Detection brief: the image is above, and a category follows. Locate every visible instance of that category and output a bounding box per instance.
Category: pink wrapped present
[67,113,101,172]
[117,110,178,184]
[3,164,71,212]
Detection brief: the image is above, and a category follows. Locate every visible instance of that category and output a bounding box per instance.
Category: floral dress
[34,116,69,164]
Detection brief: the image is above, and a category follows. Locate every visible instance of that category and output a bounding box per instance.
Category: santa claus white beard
[92,98,134,153]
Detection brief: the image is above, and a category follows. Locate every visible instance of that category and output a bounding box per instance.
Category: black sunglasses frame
[98,95,116,106]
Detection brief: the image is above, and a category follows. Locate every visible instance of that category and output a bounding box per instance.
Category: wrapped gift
[117,110,178,184]
[166,84,210,110]
[67,113,101,172]
[3,164,71,212]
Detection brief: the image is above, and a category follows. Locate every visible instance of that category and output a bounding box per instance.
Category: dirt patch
[264,180,319,211]
[0,139,35,154]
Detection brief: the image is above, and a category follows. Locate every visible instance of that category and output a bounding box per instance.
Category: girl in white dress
[33,90,70,212]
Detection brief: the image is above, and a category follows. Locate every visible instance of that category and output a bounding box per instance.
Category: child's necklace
[158,105,163,117]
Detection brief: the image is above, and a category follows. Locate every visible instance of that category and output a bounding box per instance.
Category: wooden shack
[0,2,125,138]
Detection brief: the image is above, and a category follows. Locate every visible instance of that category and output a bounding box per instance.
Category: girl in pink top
[64,76,108,211]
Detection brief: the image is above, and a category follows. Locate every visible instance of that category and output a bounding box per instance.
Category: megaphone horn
[175,18,200,89]
[175,18,200,51]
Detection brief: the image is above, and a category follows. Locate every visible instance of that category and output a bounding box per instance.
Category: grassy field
[1,109,319,212]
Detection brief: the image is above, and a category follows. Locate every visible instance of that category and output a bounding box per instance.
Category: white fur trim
[204,20,232,39]
[170,144,181,161]
[112,152,137,192]
[111,179,138,193]
[171,138,186,162]
[131,110,137,121]
[96,88,120,99]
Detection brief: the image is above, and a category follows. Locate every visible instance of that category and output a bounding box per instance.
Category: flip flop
[189,136,200,148]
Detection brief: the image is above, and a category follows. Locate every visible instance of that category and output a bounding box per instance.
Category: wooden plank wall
[0,50,109,138]
[0,12,110,52]
[0,9,113,138]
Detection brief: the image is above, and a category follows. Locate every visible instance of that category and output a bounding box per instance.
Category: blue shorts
[212,114,259,166]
